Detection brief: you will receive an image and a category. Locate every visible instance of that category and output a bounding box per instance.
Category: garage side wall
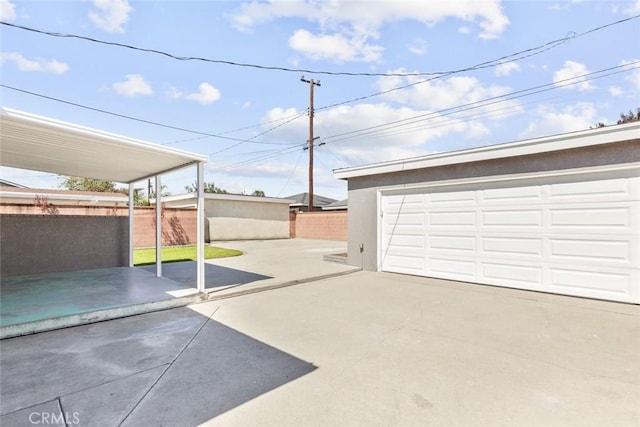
[346,141,640,270]
[0,214,129,276]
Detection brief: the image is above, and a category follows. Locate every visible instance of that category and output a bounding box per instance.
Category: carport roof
[0,108,208,184]
[334,121,640,179]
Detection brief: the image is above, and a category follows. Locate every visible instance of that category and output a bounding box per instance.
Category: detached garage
[334,123,640,303]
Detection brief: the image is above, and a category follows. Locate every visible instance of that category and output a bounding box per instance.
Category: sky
[1,0,639,200]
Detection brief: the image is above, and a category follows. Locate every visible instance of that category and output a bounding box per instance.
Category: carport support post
[196,162,205,293]
[155,174,162,277]
[128,183,134,267]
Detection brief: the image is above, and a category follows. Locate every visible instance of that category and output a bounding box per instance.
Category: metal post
[196,163,205,293]
[155,174,162,277]
[128,183,134,267]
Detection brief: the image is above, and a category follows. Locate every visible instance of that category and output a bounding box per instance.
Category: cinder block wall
[0,215,129,276]
[293,211,348,241]
[0,205,197,249]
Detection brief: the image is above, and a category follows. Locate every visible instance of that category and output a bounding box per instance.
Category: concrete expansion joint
[202,267,361,302]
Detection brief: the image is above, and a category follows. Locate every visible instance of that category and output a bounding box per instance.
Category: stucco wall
[205,198,290,241]
[0,215,129,276]
[346,141,640,270]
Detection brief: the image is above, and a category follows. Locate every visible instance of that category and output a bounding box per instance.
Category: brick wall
[0,204,196,249]
[133,207,196,248]
[291,211,347,241]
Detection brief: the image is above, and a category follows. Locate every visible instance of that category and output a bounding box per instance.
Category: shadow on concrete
[0,307,316,426]
[139,261,272,290]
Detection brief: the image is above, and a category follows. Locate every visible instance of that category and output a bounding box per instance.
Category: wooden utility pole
[300,76,320,212]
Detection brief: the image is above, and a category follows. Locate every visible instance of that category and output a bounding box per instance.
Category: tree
[185,181,227,194]
[617,108,640,124]
[251,190,265,197]
[593,107,639,128]
[60,176,117,192]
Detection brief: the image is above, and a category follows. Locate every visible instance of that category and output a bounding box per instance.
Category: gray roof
[286,192,337,207]
[322,199,348,210]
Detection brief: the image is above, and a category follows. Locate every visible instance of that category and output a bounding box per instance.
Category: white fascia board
[334,122,640,180]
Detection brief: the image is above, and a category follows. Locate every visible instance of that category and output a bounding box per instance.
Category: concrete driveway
[2,271,639,426]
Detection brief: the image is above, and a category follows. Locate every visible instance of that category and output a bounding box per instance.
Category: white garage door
[380,170,640,303]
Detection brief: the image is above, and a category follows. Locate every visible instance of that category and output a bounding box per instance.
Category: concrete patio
[0,239,356,338]
[1,270,638,426]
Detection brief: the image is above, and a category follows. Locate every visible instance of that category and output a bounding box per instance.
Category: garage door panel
[482,210,542,227]
[429,211,475,226]
[481,262,543,286]
[384,212,424,226]
[481,236,542,256]
[384,254,425,273]
[429,191,476,204]
[429,235,476,252]
[385,234,425,249]
[384,194,425,210]
[549,238,632,263]
[429,257,476,277]
[380,173,640,303]
[550,207,630,228]
[482,186,542,203]
[550,178,632,201]
[549,268,631,294]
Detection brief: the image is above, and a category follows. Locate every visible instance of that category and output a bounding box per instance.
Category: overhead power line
[0,84,302,147]
[315,14,640,109]
[2,14,638,77]
[321,61,640,145]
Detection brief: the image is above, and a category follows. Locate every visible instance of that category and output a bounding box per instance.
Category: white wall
[163,193,292,241]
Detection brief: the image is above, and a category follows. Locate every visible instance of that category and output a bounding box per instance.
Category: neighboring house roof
[0,178,28,188]
[334,122,640,179]
[0,187,128,204]
[322,199,348,210]
[286,192,337,208]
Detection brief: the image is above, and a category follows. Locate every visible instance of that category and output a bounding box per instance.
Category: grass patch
[134,245,242,266]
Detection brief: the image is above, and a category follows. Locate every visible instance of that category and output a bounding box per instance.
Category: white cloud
[259,103,475,165]
[288,29,383,63]
[0,0,16,21]
[231,0,509,62]
[89,0,133,33]
[0,52,69,74]
[495,61,520,77]
[520,103,598,139]
[626,0,640,14]
[609,86,623,96]
[553,60,594,91]
[408,38,428,56]
[621,59,640,90]
[112,74,153,97]
[185,82,222,105]
[169,82,222,105]
[377,70,519,116]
